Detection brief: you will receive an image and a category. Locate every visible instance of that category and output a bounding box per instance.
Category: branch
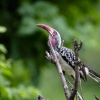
[69,39,82,100]
[65,78,83,100]
[46,40,70,100]
[59,39,83,100]
[38,94,45,100]
[94,95,100,100]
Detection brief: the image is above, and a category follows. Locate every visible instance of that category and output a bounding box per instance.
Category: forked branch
[46,39,83,100]
[69,39,83,100]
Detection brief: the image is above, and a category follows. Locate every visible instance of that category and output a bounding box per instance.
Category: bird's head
[37,24,61,50]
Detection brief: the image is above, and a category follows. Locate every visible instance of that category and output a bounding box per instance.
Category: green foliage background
[0,0,100,100]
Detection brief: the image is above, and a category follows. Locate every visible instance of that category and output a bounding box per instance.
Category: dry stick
[66,78,83,100]
[94,95,100,100]
[69,39,81,100]
[47,40,70,100]
[61,39,83,100]
[79,80,84,100]
[38,94,45,100]
[46,50,83,100]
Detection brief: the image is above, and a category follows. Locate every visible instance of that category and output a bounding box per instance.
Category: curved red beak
[36,24,53,36]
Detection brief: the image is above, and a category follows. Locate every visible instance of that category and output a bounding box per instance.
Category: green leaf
[0,44,7,54]
[18,90,30,99]
[28,86,40,96]
[0,61,7,69]
[0,26,7,33]
[0,86,9,99]
[2,69,12,79]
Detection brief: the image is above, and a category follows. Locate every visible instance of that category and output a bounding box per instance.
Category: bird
[37,24,100,83]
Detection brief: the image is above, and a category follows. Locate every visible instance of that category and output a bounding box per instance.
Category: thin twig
[65,78,83,100]
[61,39,83,100]
[79,80,84,100]
[69,39,82,100]
[38,94,45,100]
[94,95,100,100]
[46,40,70,100]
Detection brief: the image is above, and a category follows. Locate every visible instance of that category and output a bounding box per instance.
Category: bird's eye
[53,31,57,35]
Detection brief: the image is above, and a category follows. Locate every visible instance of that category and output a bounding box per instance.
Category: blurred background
[0,0,100,100]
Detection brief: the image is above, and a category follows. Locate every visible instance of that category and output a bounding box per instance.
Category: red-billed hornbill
[37,24,100,83]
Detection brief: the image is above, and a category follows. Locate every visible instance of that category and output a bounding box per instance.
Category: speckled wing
[58,46,87,81]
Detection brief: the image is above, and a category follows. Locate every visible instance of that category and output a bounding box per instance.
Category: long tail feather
[88,68,100,83]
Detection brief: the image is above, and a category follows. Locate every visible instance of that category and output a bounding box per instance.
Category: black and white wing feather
[58,46,87,81]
